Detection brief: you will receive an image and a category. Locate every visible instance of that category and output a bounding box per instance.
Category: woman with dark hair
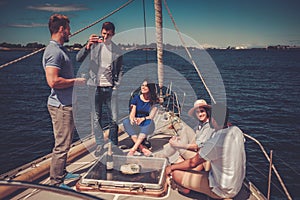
[123,80,158,156]
[167,99,214,172]
[188,99,213,150]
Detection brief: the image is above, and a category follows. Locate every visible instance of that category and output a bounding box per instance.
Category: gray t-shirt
[42,40,74,107]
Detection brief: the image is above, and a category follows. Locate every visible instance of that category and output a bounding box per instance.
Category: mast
[154,0,164,102]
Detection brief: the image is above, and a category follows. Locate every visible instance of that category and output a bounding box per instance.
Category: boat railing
[160,90,183,117]
[243,133,292,200]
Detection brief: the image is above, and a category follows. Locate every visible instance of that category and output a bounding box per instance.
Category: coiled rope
[0,0,135,70]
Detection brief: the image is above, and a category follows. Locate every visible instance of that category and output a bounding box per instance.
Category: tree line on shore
[0,42,83,50]
[0,42,191,51]
[1,42,299,51]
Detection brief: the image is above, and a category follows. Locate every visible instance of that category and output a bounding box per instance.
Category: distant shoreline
[0,47,41,51]
[1,45,300,51]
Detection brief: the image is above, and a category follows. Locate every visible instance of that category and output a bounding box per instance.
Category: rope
[0,47,45,70]
[70,0,135,38]
[0,0,135,70]
[162,0,216,104]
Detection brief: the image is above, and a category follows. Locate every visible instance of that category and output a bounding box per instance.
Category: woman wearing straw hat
[166,103,246,199]
[188,99,214,150]
[168,99,214,171]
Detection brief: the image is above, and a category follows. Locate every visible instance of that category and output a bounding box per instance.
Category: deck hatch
[76,155,168,196]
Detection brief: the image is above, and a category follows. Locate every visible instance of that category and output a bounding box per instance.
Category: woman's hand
[130,117,135,125]
[135,117,146,125]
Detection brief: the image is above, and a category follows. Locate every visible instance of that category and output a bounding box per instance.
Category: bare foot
[141,148,152,156]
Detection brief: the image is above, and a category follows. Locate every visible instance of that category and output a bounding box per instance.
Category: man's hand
[165,165,172,176]
[86,34,100,50]
[74,77,86,86]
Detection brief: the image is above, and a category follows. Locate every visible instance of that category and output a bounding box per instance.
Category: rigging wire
[70,0,134,38]
[142,0,148,62]
[162,0,216,104]
[0,0,135,70]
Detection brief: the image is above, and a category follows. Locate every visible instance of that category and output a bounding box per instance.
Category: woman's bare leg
[171,170,190,194]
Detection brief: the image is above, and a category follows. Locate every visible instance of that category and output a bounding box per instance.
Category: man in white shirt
[76,22,123,156]
[165,103,246,199]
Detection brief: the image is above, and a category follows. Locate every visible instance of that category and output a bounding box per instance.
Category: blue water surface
[0,49,299,199]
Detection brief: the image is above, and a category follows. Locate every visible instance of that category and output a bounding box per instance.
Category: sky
[0,0,299,48]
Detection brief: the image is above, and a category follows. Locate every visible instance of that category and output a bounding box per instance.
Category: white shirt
[199,126,246,198]
[195,122,214,147]
[98,43,113,87]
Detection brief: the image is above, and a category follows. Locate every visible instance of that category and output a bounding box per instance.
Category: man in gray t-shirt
[42,14,85,188]
[43,40,74,107]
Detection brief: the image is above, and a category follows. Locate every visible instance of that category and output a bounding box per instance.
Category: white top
[199,126,246,198]
[98,43,113,87]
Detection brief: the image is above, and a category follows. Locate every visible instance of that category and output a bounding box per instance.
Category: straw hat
[188,99,211,117]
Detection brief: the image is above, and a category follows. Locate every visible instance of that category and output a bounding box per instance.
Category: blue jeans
[90,86,118,145]
[123,118,155,136]
[48,105,74,185]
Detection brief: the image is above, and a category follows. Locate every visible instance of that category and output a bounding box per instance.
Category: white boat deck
[0,111,266,200]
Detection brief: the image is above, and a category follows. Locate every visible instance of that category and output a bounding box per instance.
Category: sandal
[139,144,152,157]
[127,148,136,156]
[141,138,152,149]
